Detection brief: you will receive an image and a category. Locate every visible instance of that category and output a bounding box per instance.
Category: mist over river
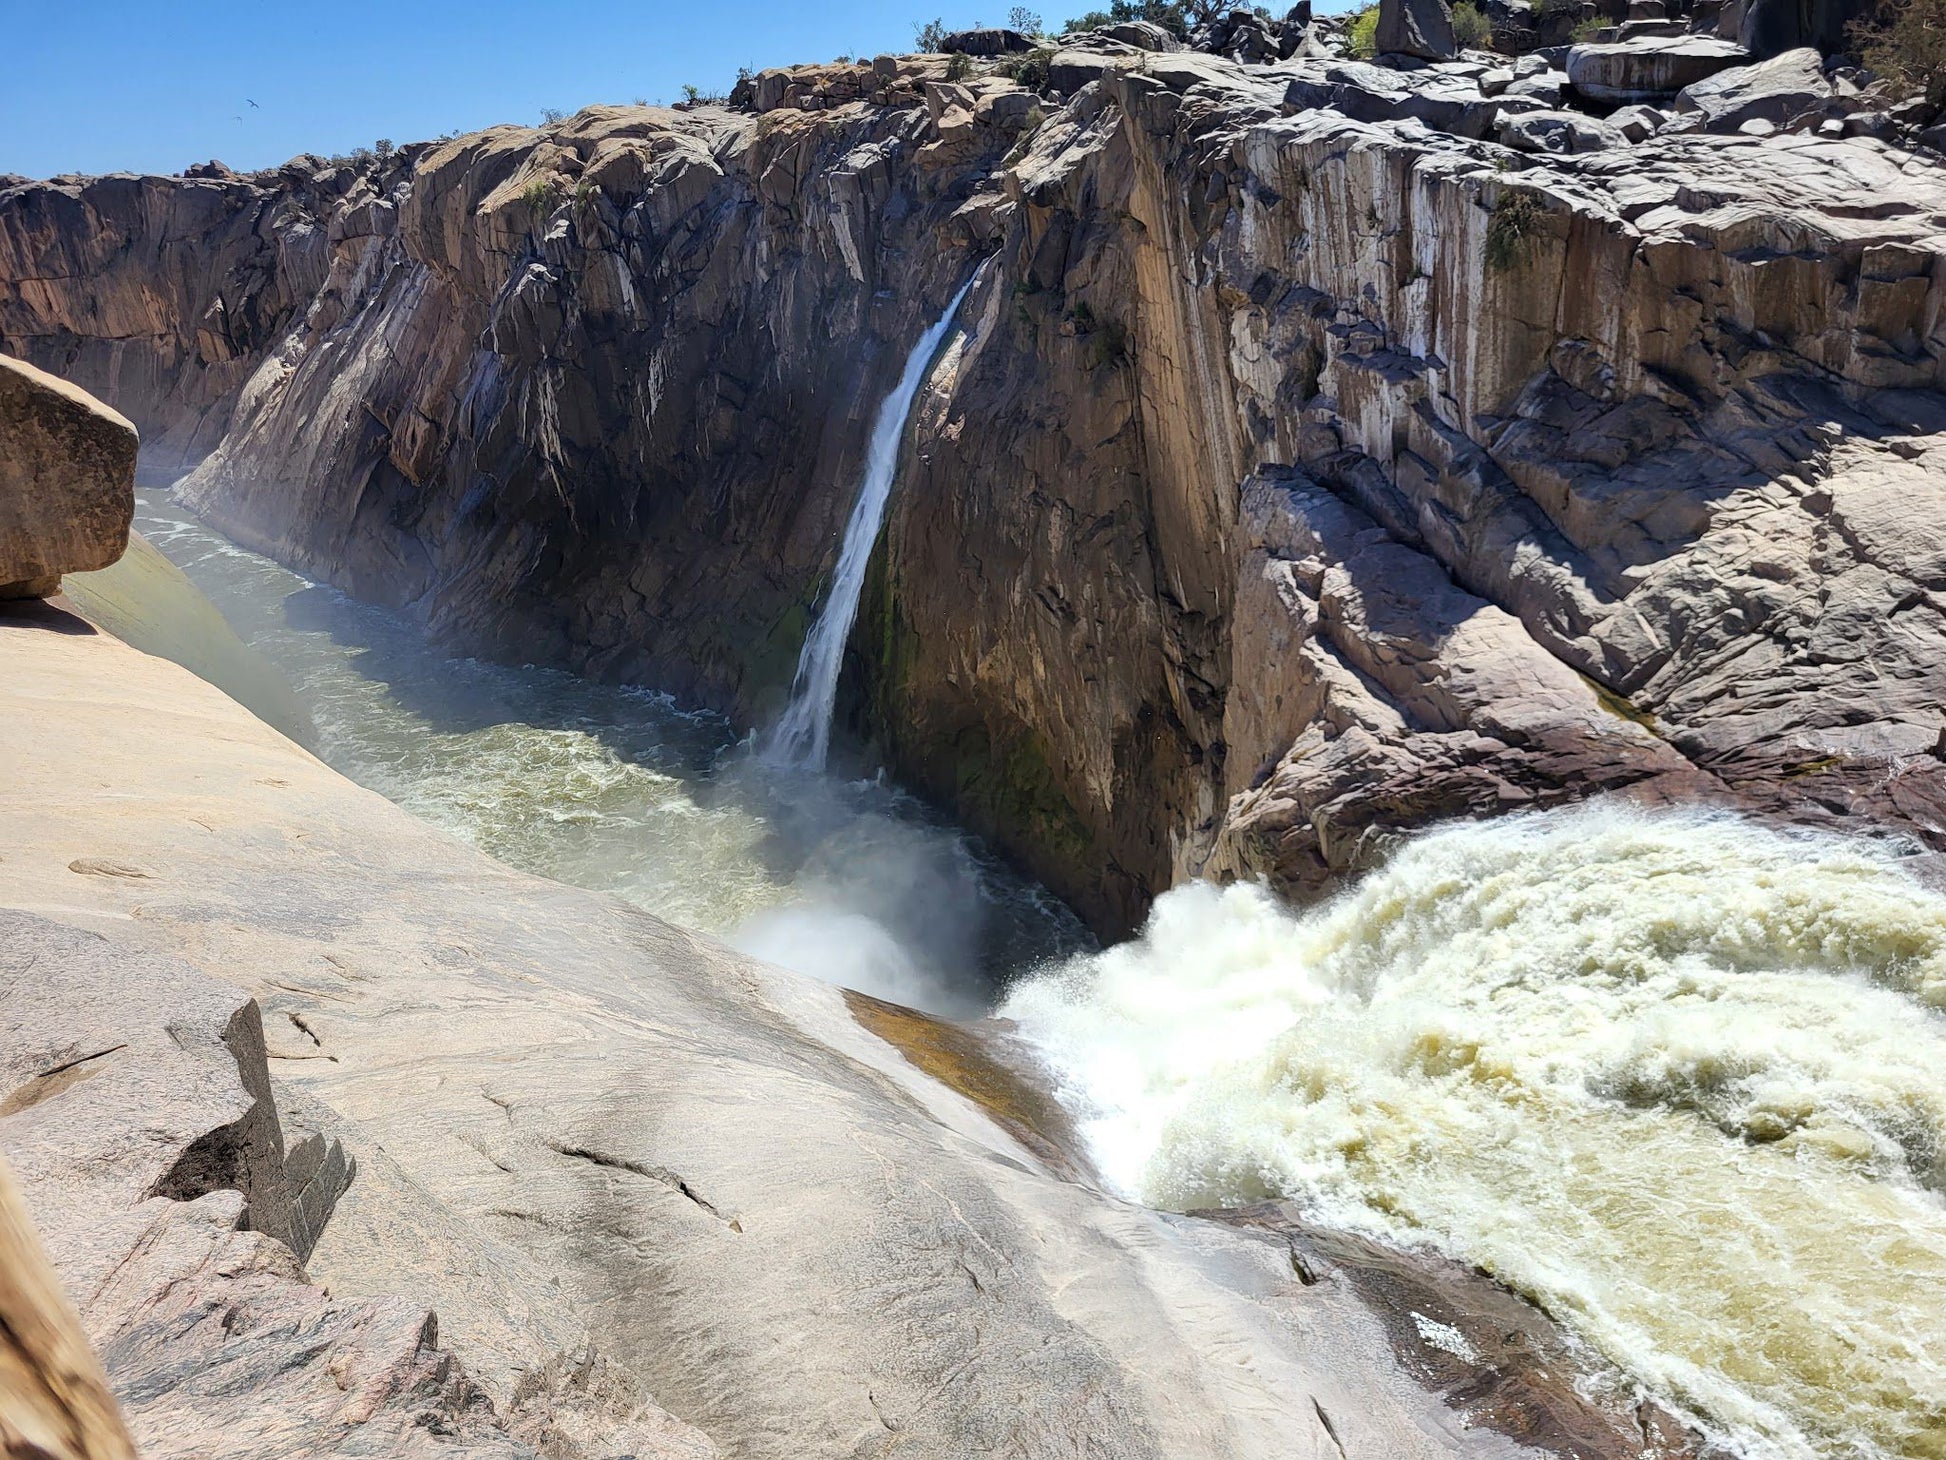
[132,487,1091,1015]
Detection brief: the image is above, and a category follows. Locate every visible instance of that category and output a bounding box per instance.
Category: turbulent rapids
[1004,804,1946,1460]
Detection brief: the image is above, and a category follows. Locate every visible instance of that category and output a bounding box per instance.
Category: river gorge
[6,2,1946,1457]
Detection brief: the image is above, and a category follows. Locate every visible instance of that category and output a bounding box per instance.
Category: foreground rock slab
[0,355,134,598]
[0,600,1694,1458]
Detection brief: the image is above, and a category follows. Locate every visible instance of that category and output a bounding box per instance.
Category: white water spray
[1004,803,1946,1460]
[763,278,975,770]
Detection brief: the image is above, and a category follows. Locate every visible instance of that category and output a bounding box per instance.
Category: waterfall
[762,278,976,770]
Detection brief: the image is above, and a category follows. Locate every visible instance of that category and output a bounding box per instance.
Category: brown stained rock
[1198,1204,1706,1460]
[0,356,135,598]
[0,1152,135,1460]
[842,989,1093,1181]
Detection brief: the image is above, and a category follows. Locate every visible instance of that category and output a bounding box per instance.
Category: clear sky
[5,1,1106,179]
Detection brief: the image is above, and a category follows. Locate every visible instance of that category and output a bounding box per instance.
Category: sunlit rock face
[873,64,1946,930]
[0,72,1025,721]
[7,48,1946,933]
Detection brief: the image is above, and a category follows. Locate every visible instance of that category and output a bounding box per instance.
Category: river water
[131,488,1091,1016]
[1005,804,1946,1460]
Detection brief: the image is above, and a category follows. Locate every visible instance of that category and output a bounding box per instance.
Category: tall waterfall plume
[762,278,976,770]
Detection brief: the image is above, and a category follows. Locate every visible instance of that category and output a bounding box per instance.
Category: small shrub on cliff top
[1451,2,1493,48]
[1345,5,1380,58]
[915,17,949,49]
[1486,189,1546,272]
[945,50,976,79]
[998,44,1055,90]
[1009,6,1044,33]
[520,178,556,214]
[1852,0,1946,106]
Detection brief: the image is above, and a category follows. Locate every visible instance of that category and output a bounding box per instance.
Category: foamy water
[1003,805,1946,1460]
[135,491,1089,1013]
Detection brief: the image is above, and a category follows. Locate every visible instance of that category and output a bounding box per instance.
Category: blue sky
[4,1,1092,178]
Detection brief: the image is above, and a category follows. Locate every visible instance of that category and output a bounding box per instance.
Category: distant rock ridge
[5,7,1946,931]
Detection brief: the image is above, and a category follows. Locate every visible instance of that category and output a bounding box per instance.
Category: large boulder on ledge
[1673,45,1831,129]
[1566,32,1748,102]
[1377,0,1460,60]
[0,354,136,599]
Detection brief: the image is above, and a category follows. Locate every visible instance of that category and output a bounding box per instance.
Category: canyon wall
[873,54,1946,928]
[7,40,1946,931]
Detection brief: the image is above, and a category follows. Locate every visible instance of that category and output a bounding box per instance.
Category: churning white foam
[1002,803,1946,1460]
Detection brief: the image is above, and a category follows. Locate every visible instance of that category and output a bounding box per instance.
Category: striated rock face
[0,354,134,598]
[7,44,1946,931]
[864,58,1946,926]
[0,73,1024,715]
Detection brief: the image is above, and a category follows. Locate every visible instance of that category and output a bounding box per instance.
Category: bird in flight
[247,99,259,108]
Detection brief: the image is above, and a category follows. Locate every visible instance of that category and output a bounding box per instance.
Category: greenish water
[133,488,1090,1014]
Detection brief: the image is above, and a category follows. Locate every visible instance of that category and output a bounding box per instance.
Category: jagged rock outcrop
[6,38,1946,932]
[0,354,133,597]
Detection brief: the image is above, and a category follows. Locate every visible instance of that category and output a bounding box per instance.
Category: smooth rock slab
[1673,45,1830,131]
[1378,0,1459,60]
[1565,34,1748,102]
[0,354,135,598]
